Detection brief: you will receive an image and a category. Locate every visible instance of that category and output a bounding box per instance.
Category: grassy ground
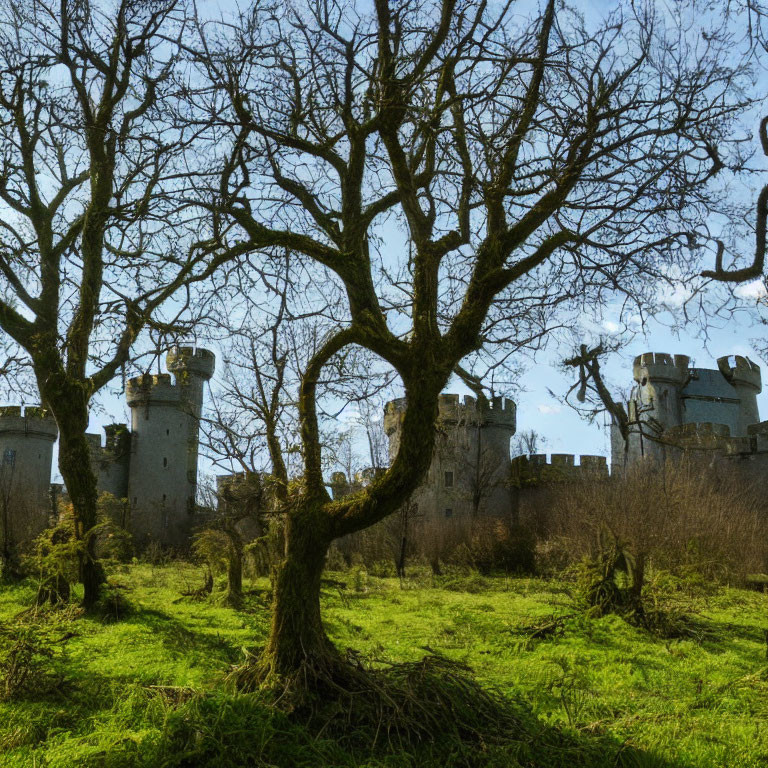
[1,563,767,767]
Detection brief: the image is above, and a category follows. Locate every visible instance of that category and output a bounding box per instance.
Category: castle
[331,393,608,519]
[0,346,214,551]
[611,352,768,474]
[334,351,768,522]
[5,342,768,554]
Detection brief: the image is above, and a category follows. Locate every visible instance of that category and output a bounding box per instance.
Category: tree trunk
[630,550,646,603]
[225,540,243,607]
[261,508,336,676]
[396,535,407,579]
[57,421,104,609]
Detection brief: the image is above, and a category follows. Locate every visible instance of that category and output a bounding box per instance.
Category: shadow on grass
[77,680,694,768]
[120,607,244,663]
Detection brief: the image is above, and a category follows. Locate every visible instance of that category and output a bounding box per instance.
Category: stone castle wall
[384,393,517,521]
[0,346,214,552]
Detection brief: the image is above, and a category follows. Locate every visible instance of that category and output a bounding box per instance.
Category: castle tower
[87,424,131,501]
[632,352,690,432]
[126,374,186,546]
[612,353,690,469]
[612,351,764,472]
[717,355,761,436]
[383,393,517,519]
[166,346,215,517]
[0,406,58,549]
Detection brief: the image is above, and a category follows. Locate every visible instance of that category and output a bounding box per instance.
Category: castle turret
[383,393,517,519]
[717,355,761,436]
[632,352,690,431]
[126,374,185,546]
[125,348,215,547]
[88,424,131,501]
[478,395,517,462]
[0,405,58,549]
[166,346,215,520]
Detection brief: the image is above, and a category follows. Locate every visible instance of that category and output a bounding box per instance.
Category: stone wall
[384,393,517,521]
[0,406,58,549]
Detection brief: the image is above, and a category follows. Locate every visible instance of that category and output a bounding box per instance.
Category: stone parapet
[665,422,731,450]
[0,405,58,440]
[482,396,517,429]
[385,393,516,432]
[633,352,690,385]
[510,453,608,487]
[167,346,216,381]
[717,355,762,393]
[125,373,181,406]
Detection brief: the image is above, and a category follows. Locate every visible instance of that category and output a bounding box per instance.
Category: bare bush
[334,511,534,577]
[540,460,768,585]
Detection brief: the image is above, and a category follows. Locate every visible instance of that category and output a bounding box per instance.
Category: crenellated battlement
[633,352,690,385]
[216,471,262,499]
[0,405,58,440]
[664,422,733,451]
[510,453,608,487]
[717,355,762,393]
[126,373,181,406]
[167,346,216,381]
[384,393,516,434]
[86,423,131,460]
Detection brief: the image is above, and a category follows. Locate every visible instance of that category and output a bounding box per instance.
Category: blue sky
[37,0,768,480]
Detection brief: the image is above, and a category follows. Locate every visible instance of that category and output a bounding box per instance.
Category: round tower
[382,393,516,519]
[0,405,58,548]
[632,352,690,431]
[166,346,215,526]
[717,355,762,436]
[126,373,188,547]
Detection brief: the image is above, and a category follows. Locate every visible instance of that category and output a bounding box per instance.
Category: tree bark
[53,404,104,609]
[225,536,244,607]
[261,507,336,676]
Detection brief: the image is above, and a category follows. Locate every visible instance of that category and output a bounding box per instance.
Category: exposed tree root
[227,648,525,751]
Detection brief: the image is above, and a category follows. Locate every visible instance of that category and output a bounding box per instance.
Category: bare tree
[0,0,232,607]
[190,0,755,681]
[511,429,545,458]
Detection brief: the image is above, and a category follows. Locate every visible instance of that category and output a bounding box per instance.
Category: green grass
[1,563,767,766]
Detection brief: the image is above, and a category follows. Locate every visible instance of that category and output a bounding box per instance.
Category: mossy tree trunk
[40,374,105,609]
[224,529,244,607]
[261,358,446,676]
[262,507,335,674]
[57,424,103,609]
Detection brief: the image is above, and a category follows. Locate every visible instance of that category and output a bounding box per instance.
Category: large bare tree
[0,0,229,606]
[191,0,754,679]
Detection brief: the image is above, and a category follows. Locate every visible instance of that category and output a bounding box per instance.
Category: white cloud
[658,282,693,310]
[603,320,620,333]
[537,404,562,415]
[733,280,767,301]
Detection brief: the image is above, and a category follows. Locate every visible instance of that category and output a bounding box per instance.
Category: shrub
[26,509,81,606]
[0,615,72,700]
[540,459,768,585]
